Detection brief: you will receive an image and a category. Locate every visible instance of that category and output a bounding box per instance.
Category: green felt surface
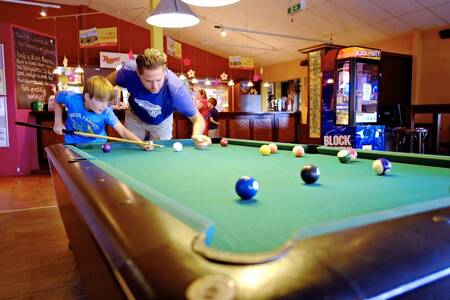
[70,140,450,254]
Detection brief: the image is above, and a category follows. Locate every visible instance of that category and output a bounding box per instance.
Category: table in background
[46,139,450,299]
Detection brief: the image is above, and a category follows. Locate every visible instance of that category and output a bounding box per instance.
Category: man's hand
[53,121,66,135]
[140,140,155,151]
[192,134,212,148]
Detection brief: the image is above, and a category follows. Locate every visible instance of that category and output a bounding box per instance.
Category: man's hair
[208,97,217,107]
[136,48,167,74]
[83,76,114,102]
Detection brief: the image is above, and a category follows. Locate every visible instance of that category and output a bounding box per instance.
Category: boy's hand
[112,102,129,110]
[141,141,155,151]
[192,134,212,147]
[53,122,66,135]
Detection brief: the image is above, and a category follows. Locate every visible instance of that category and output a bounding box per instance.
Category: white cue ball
[173,142,183,152]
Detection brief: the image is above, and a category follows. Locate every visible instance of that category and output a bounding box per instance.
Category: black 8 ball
[300,165,320,184]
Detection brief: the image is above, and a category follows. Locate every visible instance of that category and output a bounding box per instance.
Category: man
[107,48,211,146]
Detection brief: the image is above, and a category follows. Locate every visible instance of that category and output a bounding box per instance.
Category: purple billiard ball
[372,158,392,175]
[235,176,259,200]
[102,143,111,153]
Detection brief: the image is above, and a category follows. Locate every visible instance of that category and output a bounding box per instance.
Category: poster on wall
[308,50,322,138]
[13,27,56,109]
[229,56,254,69]
[0,96,9,147]
[100,51,137,69]
[0,44,5,95]
[79,27,117,48]
[166,37,182,59]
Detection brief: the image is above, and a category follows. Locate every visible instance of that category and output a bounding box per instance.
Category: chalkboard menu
[13,27,56,109]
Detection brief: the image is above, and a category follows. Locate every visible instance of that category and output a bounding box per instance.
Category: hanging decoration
[187,69,196,78]
[183,57,191,66]
[220,72,228,81]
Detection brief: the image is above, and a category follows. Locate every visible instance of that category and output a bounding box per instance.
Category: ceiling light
[40,7,47,17]
[191,78,198,84]
[75,66,84,74]
[247,81,253,87]
[204,79,211,86]
[220,29,227,37]
[263,82,270,88]
[179,73,186,80]
[227,79,234,86]
[146,0,199,28]
[181,0,240,7]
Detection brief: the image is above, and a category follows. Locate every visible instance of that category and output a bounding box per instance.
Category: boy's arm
[209,117,220,125]
[53,101,66,135]
[112,122,153,150]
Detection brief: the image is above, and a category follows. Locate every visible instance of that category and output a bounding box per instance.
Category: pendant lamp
[146,0,200,28]
[181,0,240,7]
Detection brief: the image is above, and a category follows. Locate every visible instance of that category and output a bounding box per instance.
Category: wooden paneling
[277,114,297,142]
[229,118,251,139]
[253,118,274,141]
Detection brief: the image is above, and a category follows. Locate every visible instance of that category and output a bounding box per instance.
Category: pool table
[46,139,450,299]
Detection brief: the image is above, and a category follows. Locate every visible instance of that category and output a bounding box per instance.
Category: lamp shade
[181,0,240,7]
[146,0,200,28]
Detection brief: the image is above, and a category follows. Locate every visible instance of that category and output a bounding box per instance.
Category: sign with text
[166,37,182,59]
[229,56,254,69]
[308,50,322,138]
[13,27,56,109]
[80,27,117,48]
[0,96,9,147]
[0,44,5,95]
[100,51,137,69]
[337,47,381,60]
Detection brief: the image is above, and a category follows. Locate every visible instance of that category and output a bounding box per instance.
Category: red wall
[0,22,39,176]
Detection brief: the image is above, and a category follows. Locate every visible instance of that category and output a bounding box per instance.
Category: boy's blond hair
[136,48,167,74]
[83,76,114,102]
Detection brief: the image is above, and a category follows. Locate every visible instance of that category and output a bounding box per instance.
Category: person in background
[195,88,209,135]
[53,76,152,150]
[107,48,211,146]
[207,97,220,138]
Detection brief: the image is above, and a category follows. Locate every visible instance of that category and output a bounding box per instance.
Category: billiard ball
[337,149,351,163]
[347,148,358,161]
[300,165,320,184]
[292,145,304,157]
[173,142,183,152]
[259,145,271,156]
[196,141,209,150]
[372,158,392,175]
[101,143,111,153]
[220,138,228,147]
[235,176,259,200]
[268,143,278,154]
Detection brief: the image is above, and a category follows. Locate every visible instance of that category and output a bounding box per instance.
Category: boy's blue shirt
[55,91,119,144]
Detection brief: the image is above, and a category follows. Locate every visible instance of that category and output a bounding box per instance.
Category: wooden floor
[0,174,87,300]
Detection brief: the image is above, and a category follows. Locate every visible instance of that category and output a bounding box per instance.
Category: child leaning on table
[53,75,153,150]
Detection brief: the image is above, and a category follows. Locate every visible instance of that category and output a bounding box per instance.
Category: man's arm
[189,111,211,145]
[106,70,117,86]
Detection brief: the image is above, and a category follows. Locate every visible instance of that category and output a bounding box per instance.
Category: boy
[53,75,152,150]
[207,97,220,138]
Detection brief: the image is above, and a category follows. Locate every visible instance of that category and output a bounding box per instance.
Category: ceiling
[49,0,450,66]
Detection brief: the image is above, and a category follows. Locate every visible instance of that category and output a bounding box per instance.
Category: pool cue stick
[15,122,164,148]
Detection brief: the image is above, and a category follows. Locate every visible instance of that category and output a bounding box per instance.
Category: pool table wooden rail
[46,143,450,299]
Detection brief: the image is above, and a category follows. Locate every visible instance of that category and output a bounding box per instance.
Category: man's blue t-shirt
[55,91,119,144]
[116,64,196,125]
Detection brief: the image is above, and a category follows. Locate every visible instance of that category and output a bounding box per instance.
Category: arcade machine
[323,47,385,150]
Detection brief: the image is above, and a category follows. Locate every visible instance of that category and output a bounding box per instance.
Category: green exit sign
[287,0,305,15]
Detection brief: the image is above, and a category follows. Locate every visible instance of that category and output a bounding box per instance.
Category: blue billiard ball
[102,143,111,153]
[235,176,259,200]
[300,165,320,184]
[372,158,392,175]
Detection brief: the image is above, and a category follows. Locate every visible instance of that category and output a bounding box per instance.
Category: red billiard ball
[102,143,111,153]
[220,138,228,147]
[300,165,320,184]
[235,176,259,200]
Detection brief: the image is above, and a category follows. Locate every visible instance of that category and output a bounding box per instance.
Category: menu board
[13,27,56,109]
[308,50,322,138]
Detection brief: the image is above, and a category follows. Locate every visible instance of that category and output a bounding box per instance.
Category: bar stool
[393,127,429,154]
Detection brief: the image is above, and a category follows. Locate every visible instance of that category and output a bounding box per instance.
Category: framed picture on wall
[0,96,9,147]
[0,44,6,95]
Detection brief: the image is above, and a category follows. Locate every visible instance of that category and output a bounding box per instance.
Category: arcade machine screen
[336,61,350,125]
[355,62,378,123]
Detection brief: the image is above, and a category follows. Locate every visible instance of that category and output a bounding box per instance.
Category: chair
[393,127,429,154]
